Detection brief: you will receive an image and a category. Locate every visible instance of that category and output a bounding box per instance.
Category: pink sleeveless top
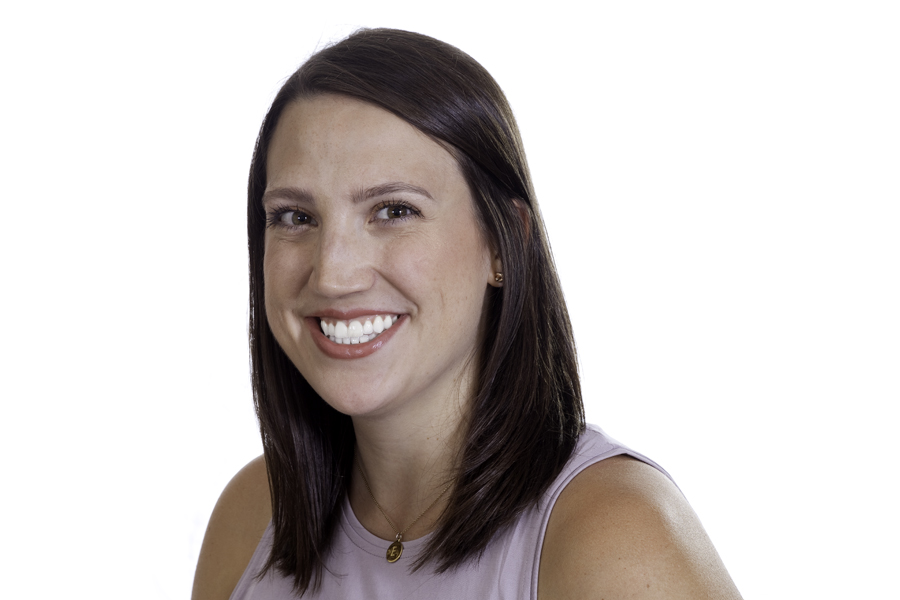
[229,425,671,599]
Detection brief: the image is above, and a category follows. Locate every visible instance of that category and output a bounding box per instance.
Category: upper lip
[308,308,402,320]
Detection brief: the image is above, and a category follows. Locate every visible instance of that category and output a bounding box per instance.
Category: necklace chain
[355,460,453,545]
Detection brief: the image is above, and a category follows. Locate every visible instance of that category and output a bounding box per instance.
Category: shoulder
[192,455,272,600]
[537,455,742,600]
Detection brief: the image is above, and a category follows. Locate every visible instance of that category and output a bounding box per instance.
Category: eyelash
[265,200,421,231]
[265,207,314,230]
[372,199,421,223]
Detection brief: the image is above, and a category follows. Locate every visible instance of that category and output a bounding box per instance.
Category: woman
[193,28,742,599]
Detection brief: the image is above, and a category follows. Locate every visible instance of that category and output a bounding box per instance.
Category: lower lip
[307,316,404,359]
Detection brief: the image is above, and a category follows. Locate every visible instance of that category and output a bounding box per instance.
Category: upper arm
[192,455,272,600]
[538,456,742,600]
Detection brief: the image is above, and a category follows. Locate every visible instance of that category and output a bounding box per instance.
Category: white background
[1,1,897,598]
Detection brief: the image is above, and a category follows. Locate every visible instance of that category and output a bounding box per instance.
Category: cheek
[263,238,311,331]
[388,223,490,317]
[264,238,308,293]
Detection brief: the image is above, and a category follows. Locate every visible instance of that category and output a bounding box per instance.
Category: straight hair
[247,28,585,595]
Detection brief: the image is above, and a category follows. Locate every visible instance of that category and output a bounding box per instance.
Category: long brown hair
[247,28,584,595]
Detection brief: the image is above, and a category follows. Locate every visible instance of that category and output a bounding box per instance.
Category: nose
[309,222,376,298]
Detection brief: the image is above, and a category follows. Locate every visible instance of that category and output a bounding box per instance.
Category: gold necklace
[355,461,453,563]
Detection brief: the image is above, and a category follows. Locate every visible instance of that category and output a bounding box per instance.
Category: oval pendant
[386,540,403,563]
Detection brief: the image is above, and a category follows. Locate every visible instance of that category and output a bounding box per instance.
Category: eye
[284,211,312,226]
[374,201,419,221]
[386,205,411,219]
[266,208,316,230]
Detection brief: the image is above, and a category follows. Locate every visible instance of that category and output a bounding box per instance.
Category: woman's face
[263,94,497,419]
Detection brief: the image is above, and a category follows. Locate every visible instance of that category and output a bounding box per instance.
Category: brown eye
[387,206,410,219]
[374,202,418,222]
[376,204,415,220]
[279,211,312,226]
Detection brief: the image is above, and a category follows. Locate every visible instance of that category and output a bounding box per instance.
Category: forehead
[265,95,462,192]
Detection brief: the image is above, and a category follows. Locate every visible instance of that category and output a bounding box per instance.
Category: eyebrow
[262,182,434,207]
[353,182,434,203]
[261,187,314,206]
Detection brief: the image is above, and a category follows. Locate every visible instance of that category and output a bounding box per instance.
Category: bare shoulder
[538,455,742,600]
[192,455,272,600]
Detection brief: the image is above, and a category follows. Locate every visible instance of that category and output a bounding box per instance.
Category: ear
[487,198,528,288]
[488,251,504,287]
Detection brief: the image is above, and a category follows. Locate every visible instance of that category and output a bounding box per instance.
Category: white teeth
[319,315,399,345]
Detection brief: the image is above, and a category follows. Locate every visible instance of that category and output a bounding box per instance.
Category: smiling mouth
[317,314,400,345]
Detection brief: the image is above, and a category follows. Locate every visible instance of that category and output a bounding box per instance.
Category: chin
[306,379,396,418]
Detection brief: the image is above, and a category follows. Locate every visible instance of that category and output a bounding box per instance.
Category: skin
[538,456,743,599]
[192,94,742,599]
[192,457,270,600]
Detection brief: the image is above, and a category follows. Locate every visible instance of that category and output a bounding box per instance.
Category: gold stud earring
[494,272,504,283]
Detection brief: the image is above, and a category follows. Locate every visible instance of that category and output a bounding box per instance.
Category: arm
[192,455,272,600]
[538,455,742,600]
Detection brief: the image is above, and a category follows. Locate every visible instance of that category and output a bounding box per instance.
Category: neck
[349,393,468,542]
